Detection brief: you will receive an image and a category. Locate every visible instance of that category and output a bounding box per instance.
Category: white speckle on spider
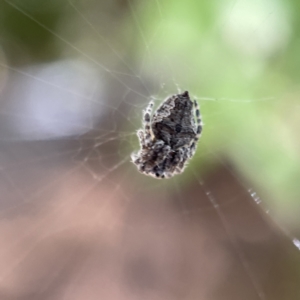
[131,91,203,179]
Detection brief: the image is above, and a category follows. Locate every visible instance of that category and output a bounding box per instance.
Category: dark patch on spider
[131,91,202,179]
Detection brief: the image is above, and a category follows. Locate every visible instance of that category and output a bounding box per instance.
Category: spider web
[0,0,300,299]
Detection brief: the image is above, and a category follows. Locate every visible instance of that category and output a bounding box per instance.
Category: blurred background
[0,0,300,299]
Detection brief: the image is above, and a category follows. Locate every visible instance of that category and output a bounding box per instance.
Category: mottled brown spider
[131,91,202,179]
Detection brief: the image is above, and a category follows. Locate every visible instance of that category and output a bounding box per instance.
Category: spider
[131,91,202,179]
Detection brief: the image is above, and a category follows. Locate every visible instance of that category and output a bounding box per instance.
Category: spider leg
[143,99,154,146]
[175,147,189,174]
[154,145,172,178]
[131,130,146,167]
[137,129,146,149]
[191,99,203,155]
